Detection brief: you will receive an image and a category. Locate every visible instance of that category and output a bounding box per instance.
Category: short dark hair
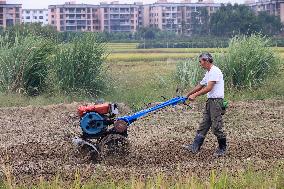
[199,52,213,63]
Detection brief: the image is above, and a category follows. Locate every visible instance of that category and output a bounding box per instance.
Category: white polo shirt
[200,65,224,99]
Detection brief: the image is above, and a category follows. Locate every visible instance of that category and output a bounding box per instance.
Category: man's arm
[186,84,204,98]
[188,81,216,100]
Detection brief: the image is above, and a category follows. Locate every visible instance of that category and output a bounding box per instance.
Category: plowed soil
[0,100,283,184]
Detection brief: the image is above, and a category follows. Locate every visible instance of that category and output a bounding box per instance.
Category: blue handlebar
[117,96,187,125]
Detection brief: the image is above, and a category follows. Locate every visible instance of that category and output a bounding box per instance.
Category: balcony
[109,10,119,13]
[5,14,14,19]
[66,16,76,19]
[77,23,87,27]
[120,11,130,14]
[66,26,77,31]
[77,21,87,26]
[66,10,76,14]
[65,21,77,26]
[120,16,130,19]
[66,23,77,26]
[110,16,120,19]
[120,22,130,25]
[75,17,87,20]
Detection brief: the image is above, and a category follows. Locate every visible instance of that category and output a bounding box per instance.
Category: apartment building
[97,1,142,32]
[246,0,284,23]
[143,1,220,34]
[22,9,48,25]
[0,0,21,29]
[48,2,100,32]
[48,1,220,33]
[147,3,183,33]
[47,0,284,33]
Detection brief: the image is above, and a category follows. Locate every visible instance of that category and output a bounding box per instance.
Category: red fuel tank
[78,103,110,117]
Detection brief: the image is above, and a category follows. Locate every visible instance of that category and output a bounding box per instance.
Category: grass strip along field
[107,53,196,62]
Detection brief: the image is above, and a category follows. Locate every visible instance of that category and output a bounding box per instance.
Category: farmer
[183,52,227,156]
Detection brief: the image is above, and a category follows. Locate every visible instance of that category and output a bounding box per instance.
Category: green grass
[107,53,196,62]
[103,60,178,110]
[107,43,138,50]
[105,59,283,110]
[110,48,225,53]
[0,45,283,108]
[0,47,283,109]
[1,167,283,189]
[107,42,284,53]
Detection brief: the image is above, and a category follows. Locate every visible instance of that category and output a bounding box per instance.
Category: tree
[256,11,283,36]
[190,7,210,36]
[209,3,282,37]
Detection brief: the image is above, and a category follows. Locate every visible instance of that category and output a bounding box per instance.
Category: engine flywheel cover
[80,112,106,135]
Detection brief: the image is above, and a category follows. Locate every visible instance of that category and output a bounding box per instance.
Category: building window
[16,13,20,18]
[51,8,54,12]
[60,8,64,13]
[39,16,43,19]
[33,16,37,19]
[40,11,43,14]
[51,21,55,24]
[26,10,30,14]
[60,15,63,19]
[26,16,30,19]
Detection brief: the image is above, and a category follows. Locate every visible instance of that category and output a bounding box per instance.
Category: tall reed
[49,33,109,97]
[215,34,281,89]
[174,57,204,92]
[0,34,54,95]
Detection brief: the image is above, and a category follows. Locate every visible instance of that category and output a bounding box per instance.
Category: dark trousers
[197,99,226,140]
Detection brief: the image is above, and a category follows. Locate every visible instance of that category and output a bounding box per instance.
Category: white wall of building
[22,9,48,25]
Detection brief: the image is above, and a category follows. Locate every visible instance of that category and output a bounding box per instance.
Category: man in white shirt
[183,53,227,156]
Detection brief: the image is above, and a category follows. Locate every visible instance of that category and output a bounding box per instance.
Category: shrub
[215,34,281,89]
[0,34,54,95]
[49,33,109,97]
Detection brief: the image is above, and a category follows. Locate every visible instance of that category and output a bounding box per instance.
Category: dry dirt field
[0,100,283,184]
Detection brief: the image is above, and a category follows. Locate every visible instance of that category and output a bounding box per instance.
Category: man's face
[199,58,207,69]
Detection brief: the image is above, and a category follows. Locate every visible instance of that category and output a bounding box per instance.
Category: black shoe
[183,134,205,154]
[214,138,227,156]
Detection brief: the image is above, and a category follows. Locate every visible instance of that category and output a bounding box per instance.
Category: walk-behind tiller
[73,96,188,159]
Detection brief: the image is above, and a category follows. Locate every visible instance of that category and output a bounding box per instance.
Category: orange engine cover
[78,103,110,117]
